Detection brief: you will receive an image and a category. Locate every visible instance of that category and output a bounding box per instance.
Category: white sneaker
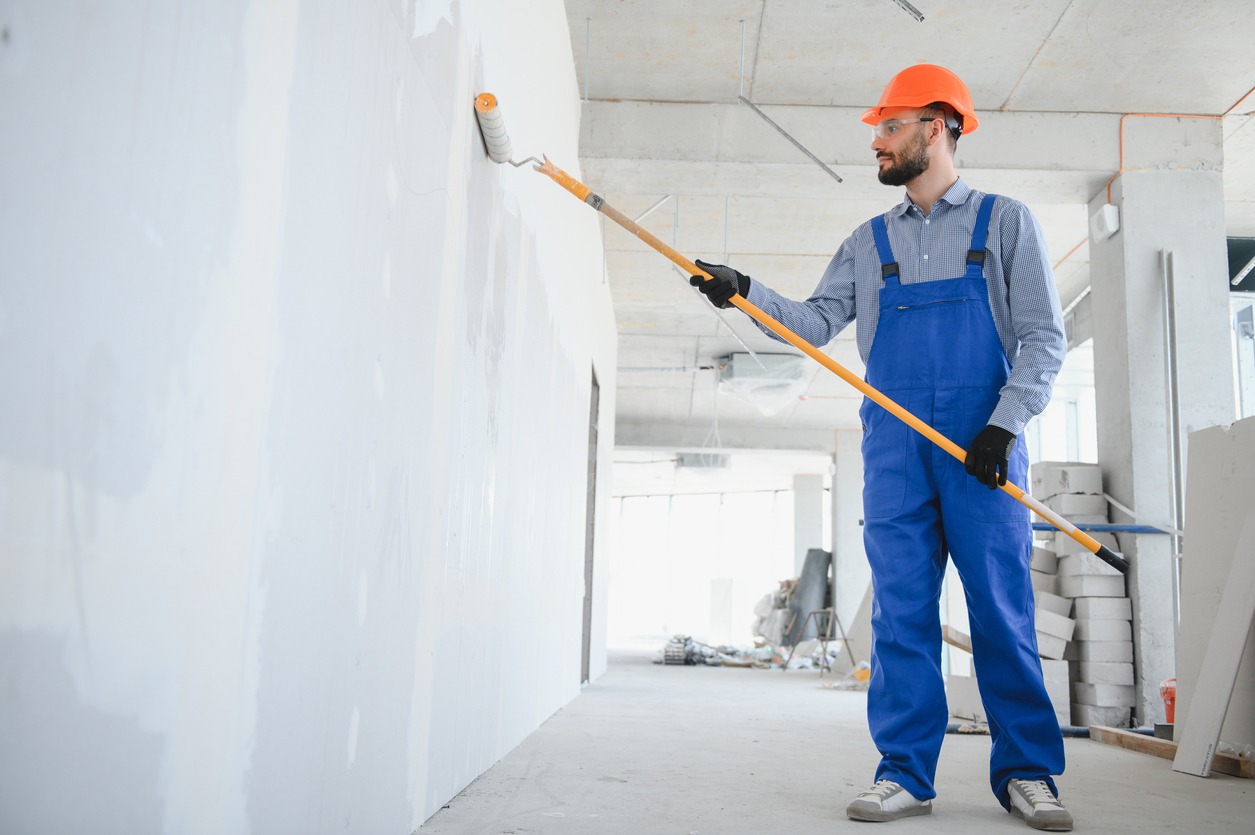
[1007,779,1073,831]
[845,780,932,822]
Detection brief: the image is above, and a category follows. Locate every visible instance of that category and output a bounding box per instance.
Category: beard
[877,129,930,186]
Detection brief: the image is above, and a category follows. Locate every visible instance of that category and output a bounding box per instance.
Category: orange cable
[1052,237,1086,271]
[1222,83,1255,118]
[1102,111,1226,204]
[1096,87,1255,205]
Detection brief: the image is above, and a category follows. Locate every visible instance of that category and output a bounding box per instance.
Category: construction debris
[752,582,796,647]
[820,661,872,691]
[655,635,781,668]
[659,560,863,676]
[752,553,836,647]
[654,633,852,673]
[658,636,744,666]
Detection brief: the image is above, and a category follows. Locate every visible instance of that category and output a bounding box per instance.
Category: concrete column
[1087,115,1234,724]
[793,473,825,575]
[831,430,871,665]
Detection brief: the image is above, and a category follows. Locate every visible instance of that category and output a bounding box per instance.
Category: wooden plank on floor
[1172,517,1255,777]
[1090,726,1255,779]
[1090,726,1176,758]
[942,625,972,654]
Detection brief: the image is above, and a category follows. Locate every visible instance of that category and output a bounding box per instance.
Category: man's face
[871,108,933,187]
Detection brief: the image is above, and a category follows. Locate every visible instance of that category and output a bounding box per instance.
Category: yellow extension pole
[535,157,1130,574]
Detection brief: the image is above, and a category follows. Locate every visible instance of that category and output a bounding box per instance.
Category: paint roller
[472,92,1131,575]
[473,94,542,168]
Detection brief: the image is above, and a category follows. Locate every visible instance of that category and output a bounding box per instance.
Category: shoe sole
[846,802,932,823]
[1009,804,1073,831]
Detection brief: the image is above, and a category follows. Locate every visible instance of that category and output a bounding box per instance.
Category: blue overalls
[861,194,1064,807]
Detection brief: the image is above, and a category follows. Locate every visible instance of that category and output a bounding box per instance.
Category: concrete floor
[420,651,1254,834]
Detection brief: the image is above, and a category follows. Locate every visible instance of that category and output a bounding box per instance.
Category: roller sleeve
[473,93,513,164]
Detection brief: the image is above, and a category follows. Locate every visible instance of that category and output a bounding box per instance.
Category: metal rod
[723,195,730,264]
[1164,252,1185,544]
[632,194,673,224]
[1103,491,1184,537]
[1031,523,1172,535]
[737,95,843,183]
[890,0,926,23]
[670,194,765,369]
[1232,251,1255,286]
[739,19,746,99]
[671,267,766,368]
[713,307,767,369]
[673,190,679,247]
[1162,250,1184,636]
[1061,285,1091,317]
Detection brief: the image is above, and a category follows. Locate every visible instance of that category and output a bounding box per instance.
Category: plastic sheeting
[718,353,809,415]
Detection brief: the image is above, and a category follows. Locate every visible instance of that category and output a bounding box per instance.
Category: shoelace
[862,780,901,800]
[1017,780,1060,807]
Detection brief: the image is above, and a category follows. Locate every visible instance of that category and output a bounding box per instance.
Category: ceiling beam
[616,420,839,453]
[580,100,1121,201]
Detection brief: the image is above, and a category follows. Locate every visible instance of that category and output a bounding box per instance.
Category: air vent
[676,452,730,469]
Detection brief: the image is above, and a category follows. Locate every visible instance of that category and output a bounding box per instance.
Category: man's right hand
[689,259,751,309]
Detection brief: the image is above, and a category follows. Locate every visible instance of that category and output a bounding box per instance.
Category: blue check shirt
[744,178,1066,435]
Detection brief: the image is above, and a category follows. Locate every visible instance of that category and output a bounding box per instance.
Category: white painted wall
[0,1,615,832]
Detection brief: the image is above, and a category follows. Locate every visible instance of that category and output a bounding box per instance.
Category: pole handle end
[1096,545,1131,575]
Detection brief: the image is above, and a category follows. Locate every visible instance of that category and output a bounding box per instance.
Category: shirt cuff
[744,278,771,308]
[988,398,1032,437]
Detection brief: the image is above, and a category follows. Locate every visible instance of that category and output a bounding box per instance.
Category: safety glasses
[872,116,940,139]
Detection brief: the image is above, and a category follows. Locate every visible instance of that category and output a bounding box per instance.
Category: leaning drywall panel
[0,0,615,832]
[1176,417,1255,751]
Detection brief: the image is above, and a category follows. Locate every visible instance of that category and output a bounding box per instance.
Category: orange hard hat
[861,64,979,134]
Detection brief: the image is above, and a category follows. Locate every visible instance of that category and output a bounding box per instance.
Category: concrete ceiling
[565,0,1255,461]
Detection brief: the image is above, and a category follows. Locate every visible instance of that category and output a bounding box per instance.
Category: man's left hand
[965,425,1017,489]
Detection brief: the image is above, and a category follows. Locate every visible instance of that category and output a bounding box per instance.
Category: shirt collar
[888,177,973,217]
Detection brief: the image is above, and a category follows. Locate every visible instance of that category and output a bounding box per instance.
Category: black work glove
[965,425,1017,489]
[689,259,751,309]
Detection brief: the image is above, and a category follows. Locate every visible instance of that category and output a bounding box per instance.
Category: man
[691,65,1072,831]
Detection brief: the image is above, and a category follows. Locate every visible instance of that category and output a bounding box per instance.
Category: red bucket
[1160,677,1177,723]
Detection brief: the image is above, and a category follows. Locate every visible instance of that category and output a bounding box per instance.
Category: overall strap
[871,214,900,283]
[965,193,998,279]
